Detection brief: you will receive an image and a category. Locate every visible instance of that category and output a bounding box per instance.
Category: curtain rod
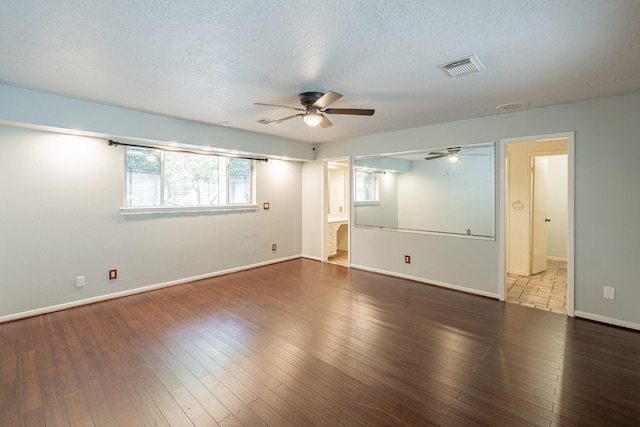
[107,139,268,162]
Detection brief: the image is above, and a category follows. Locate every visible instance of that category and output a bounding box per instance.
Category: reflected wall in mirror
[353,142,495,238]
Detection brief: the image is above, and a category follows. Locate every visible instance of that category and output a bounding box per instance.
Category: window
[125,147,253,208]
[354,170,379,202]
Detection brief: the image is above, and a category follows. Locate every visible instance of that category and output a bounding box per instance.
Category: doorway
[325,159,350,267]
[500,133,574,316]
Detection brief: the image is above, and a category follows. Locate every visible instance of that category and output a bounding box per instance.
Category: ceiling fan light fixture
[448,154,461,163]
[303,111,323,127]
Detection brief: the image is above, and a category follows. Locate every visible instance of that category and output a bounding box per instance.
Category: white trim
[0,255,300,324]
[547,256,568,262]
[350,264,499,299]
[353,224,495,240]
[575,311,640,332]
[121,204,258,215]
[566,134,575,317]
[498,144,506,300]
[301,254,323,262]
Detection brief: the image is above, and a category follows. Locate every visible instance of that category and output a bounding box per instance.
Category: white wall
[328,167,347,219]
[0,125,302,320]
[301,161,323,259]
[309,91,640,328]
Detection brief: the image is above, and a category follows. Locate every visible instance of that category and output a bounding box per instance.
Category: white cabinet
[327,220,347,258]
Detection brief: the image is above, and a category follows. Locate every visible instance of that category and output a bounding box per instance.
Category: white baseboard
[300,254,323,262]
[0,255,301,324]
[349,264,499,299]
[547,256,568,262]
[574,311,640,332]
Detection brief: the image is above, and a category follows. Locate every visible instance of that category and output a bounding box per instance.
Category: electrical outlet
[109,269,117,280]
[405,255,411,264]
[467,229,471,235]
[263,202,270,210]
[272,244,277,251]
[603,286,615,300]
[76,276,85,287]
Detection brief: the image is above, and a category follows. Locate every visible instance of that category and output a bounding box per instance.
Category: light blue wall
[0,84,314,161]
[311,91,640,327]
[0,96,304,320]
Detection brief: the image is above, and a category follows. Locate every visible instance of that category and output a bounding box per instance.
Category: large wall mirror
[353,142,495,239]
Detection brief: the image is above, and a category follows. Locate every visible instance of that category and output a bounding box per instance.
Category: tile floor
[506,260,567,314]
[327,250,349,267]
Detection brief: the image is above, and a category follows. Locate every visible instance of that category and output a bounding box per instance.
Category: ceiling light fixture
[448,154,461,163]
[496,101,529,111]
[303,110,323,127]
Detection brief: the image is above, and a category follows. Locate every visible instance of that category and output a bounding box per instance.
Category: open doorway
[325,159,349,267]
[501,134,574,316]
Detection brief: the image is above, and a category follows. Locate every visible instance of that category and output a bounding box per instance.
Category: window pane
[124,147,254,207]
[355,170,376,201]
[164,151,224,206]
[126,147,161,206]
[228,158,251,204]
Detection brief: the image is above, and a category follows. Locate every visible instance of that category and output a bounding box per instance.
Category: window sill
[121,204,258,216]
[354,201,380,206]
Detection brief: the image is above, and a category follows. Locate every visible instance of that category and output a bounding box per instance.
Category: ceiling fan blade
[425,153,449,160]
[319,115,333,128]
[257,113,303,125]
[313,91,343,109]
[324,108,375,116]
[254,102,305,111]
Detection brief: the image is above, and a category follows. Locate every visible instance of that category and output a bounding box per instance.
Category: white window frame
[121,147,257,215]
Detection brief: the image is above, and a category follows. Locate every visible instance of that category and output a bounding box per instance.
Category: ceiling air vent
[438,54,485,78]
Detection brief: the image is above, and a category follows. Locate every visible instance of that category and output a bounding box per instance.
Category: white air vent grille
[438,55,485,78]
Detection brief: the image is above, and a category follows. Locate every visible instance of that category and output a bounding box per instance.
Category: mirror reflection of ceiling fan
[425,147,486,162]
[255,91,374,128]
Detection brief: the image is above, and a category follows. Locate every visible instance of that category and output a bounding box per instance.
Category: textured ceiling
[1,0,639,143]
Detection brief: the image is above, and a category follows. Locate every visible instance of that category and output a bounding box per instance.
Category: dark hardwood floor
[2,258,640,426]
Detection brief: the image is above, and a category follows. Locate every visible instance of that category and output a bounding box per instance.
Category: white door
[530,157,549,274]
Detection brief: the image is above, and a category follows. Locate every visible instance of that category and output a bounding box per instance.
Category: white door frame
[498,132,575,316]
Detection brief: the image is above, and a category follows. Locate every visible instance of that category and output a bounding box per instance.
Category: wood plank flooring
[1,258,639,426]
